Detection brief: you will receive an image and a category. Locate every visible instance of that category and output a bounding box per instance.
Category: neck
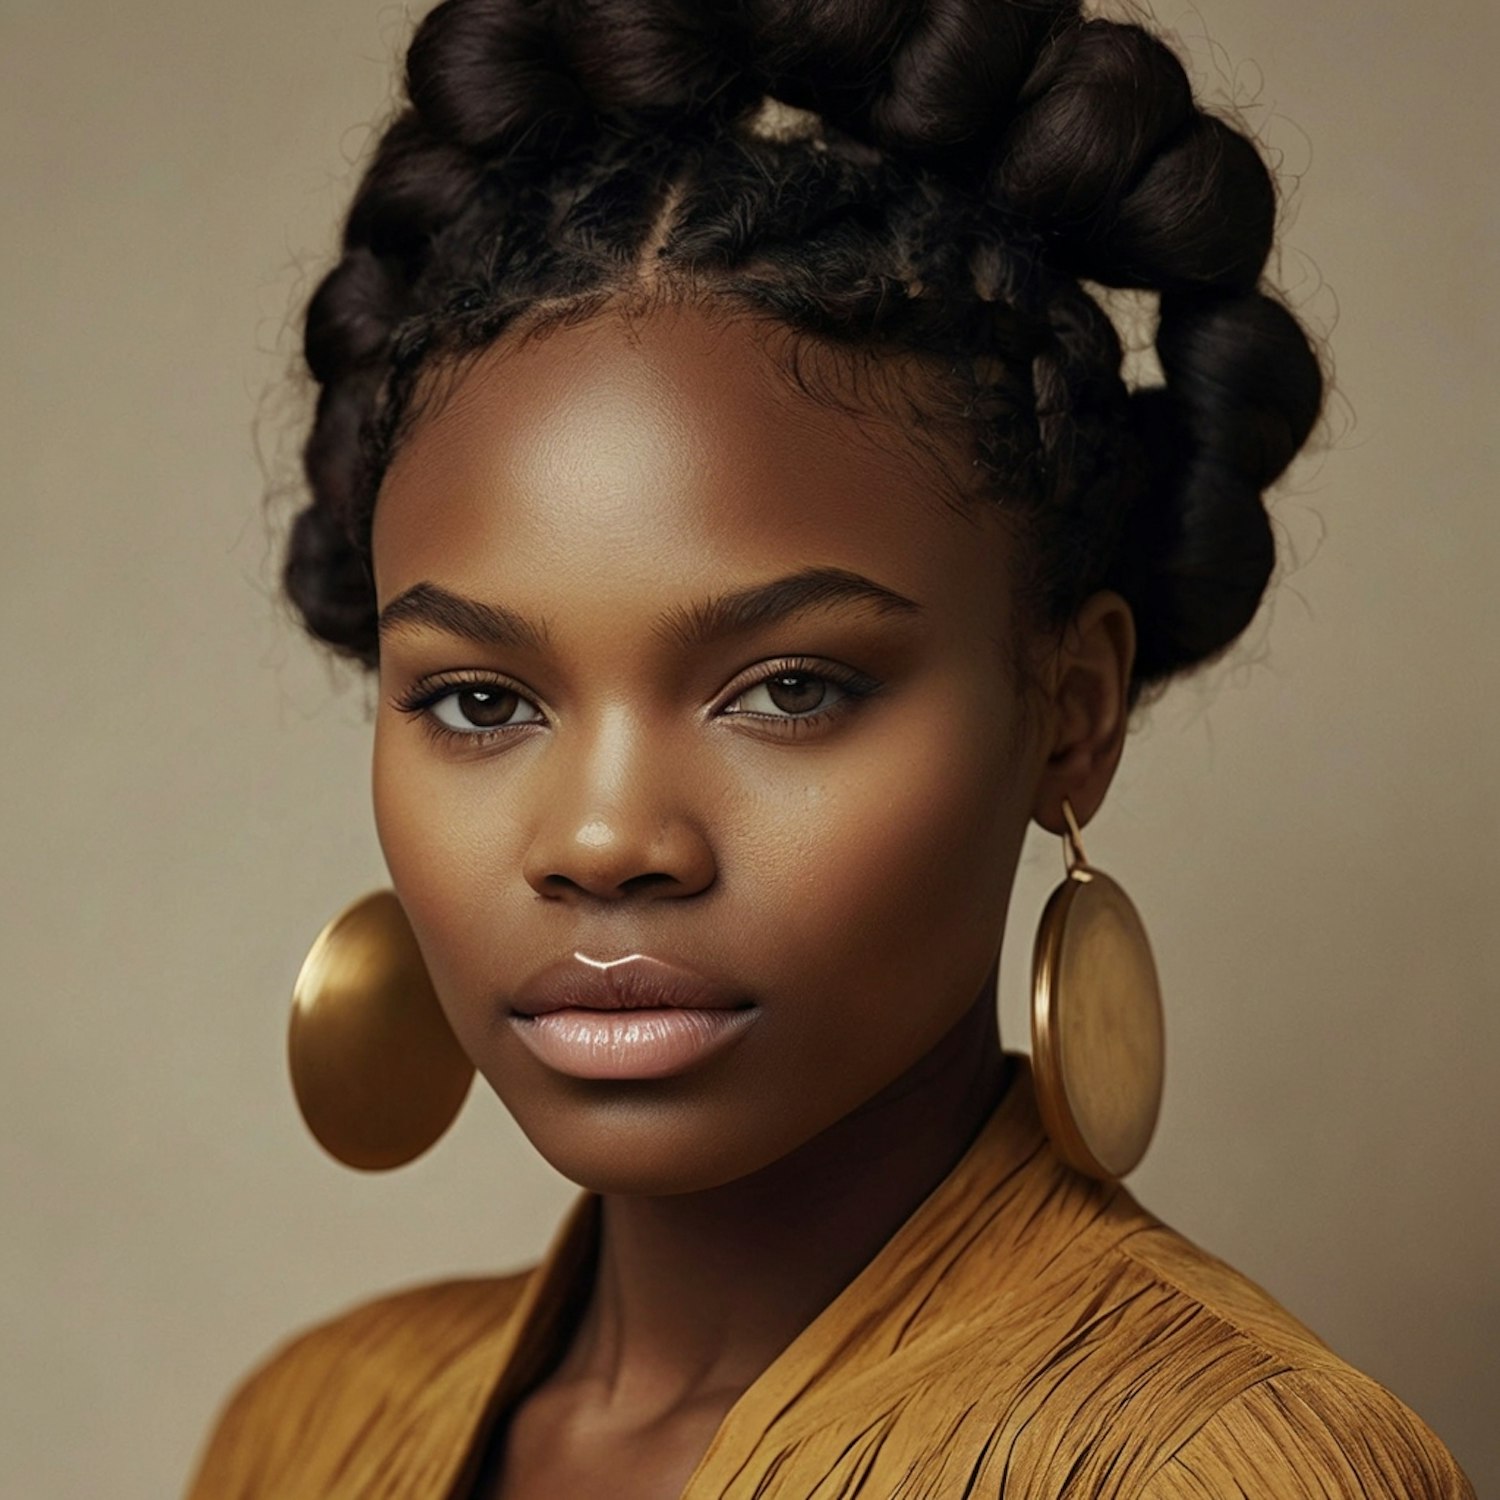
[552,973,1011,1422]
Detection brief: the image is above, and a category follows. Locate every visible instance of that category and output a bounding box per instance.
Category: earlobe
[1031,590,1136,836]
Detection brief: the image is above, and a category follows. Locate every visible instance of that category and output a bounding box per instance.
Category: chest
[464,1381,737,1500]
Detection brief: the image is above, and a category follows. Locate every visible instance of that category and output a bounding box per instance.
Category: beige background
[3,1,1496,1495]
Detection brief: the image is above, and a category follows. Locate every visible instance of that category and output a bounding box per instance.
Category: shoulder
[211,1271,534,1405]
[1103,1222,1476,1498]
[183,1272,534,1499]
[1138,1364,1477,1499]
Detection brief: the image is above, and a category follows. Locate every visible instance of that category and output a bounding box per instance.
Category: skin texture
[370,298,1134,1497]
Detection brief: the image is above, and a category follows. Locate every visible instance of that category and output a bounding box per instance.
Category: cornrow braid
[286,0,1324,702]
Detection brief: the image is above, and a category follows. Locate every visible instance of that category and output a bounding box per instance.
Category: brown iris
[763,673,827,715]
[457,688,520,727]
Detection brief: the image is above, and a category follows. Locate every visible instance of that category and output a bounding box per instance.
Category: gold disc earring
[1030,800,1165,1182]
[287,889,475,1171]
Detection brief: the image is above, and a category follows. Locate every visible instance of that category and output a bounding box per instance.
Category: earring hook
[1060,798,1089,876]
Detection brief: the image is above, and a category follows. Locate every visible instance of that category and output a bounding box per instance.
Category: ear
[1031,590,1136,837]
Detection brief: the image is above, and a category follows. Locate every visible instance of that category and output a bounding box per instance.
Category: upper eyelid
[397,657,855,702]
[392,669,536,710]
[719,662,865,713]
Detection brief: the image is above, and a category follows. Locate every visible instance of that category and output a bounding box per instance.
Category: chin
[492,1074,834,1198]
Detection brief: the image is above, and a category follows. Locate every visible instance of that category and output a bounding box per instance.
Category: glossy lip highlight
[507,953,760,1080]
[509,951,755,1017]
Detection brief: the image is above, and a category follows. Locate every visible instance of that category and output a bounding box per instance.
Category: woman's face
[371,299,1049,1195]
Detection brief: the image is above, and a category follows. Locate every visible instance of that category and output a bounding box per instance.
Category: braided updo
[288,0,1324,703]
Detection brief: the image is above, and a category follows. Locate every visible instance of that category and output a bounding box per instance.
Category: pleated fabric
[184,1058,1475,1498]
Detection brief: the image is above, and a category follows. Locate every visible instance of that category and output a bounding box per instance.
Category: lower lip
[508,1006,759,1079]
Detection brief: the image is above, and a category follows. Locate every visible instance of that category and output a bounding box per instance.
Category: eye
[726,670,847,719]
[428,684,544,733]
[392,675,547,743]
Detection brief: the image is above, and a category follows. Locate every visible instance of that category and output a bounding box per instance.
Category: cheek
[742,698,1026,1045]
[371,726,516,1023]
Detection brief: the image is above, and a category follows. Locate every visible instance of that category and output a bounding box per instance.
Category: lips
[510,952,754,1017]
[507,953,760,1080]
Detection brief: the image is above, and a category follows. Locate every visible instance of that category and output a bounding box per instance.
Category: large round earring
[287,889,475,1171]
[1030,800,1165,1182]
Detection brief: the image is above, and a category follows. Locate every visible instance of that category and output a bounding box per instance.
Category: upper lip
[510,953,755,1017]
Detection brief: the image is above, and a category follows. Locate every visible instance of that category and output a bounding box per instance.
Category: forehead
[372,299,1010,618]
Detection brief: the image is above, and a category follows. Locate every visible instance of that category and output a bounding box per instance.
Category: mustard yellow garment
[185,1058,1475,1498]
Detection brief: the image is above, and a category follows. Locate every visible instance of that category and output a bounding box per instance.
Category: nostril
[534,868,708,901]
[620,871,686,896]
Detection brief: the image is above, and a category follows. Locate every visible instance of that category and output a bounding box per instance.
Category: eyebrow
[655,566,922,648]
[377,582,548,652]
[377,567,921,651]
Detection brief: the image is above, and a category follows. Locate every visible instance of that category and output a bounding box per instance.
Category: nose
[520,719,717,904]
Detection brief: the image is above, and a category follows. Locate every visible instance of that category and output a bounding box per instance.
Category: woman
[185,0,1476,1494]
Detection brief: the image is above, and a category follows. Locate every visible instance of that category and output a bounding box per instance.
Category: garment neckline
[443,1051,1071,1499]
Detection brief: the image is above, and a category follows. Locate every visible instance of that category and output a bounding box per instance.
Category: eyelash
[390,658,882,749]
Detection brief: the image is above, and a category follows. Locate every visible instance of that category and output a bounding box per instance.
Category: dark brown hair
[286,0,1324,703]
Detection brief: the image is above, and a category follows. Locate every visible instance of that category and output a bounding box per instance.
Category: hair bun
[991,20,1274,293]
[1116,290,1324,684]
[342,117,486,274]
[861,0,1073,157]
[406,0,762,157]
[282,501,378,668]
[993,22,1192,223]
[560,0,755,118]
[303,247,402,387]
[405,0,591,154]
[1157,290,1324,487]
[731,0,930,127]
